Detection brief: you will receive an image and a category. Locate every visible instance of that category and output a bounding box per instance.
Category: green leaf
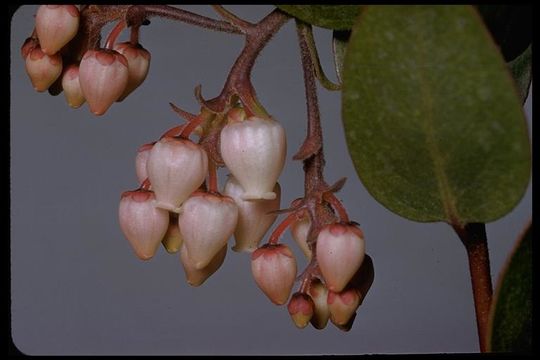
[332,30,351,84]
[342,5,531,223]
[488,222,532,353]
[276,5,362,30]
[508,45,532,104]
[476,5,532,62]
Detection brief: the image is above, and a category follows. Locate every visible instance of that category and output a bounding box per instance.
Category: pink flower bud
[61,64,85,108]
[223,175,280,253]
[180,243,227,287]
[25,45,62,92]
[220,116,286,200]
[316,223,365,292]
[287,292,314,329]
[308,278,330,330]
[178,192,238,269]
[118,190,169,260]
[327,287,361,326]
[146,137,208,212]
[135,143,154,184]
[251,244,297,305]
[78,49,129,115]
[35,5,79,55]
[290,215,312,260]
[21,36,39,60]
[113,42,151,101]
[161,213,183,253]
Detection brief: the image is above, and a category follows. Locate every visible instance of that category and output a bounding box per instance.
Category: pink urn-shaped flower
[178,192,238,269]
[113,42,151,101]
[78,49,129,115]
[290,215,312,260]
[25,45,62,92]
[316,223,366,293]
[135,143,154,184]
[35,5,79,55]
[327,288,361,327]
[118,190,169,260]
[308,278,331,329]
[220,116,286,200]
[223,175,280,253]
[61,64,85,108]
[251,244,297,305]
[180,243,227,287]
[287,292,315,329]
[146,137,208,212]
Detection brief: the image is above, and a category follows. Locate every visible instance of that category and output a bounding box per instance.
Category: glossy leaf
[342,5,531,223]
[488,222,531,353]
[508,45,532,104]
[276,5,361,30]
[332,30,351,84]
[476,5,532,62]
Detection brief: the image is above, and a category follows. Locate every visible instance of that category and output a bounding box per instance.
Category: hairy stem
[452,222,493,352]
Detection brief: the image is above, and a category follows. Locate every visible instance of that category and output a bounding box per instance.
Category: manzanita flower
[35,5,80,55]
[25,45,62,92]
[161,213,183,254]
[61,64,85,108]
[223,175,280,253]
[146,137,208,212]
[308,278,331,330]
[180,243,227,287]
[251,244,297,305]
[78,49,129,115]
[118,189,169,260]
[287,292,315,329]
[316,223,366,292]
[113,42,151,101]
[21,36,39,60]
[290,215,312,260]
[135,143,154,184]
[327,287,361,327]
[178,192,238,269]
[220,116,286,200]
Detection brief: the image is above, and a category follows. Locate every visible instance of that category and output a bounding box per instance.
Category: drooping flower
[61,64,85,108]
[35,5,80,55]
[287,292,315,329]
[25,45,62,92]
[308,278,331,330]
[113,42,151,101]
[180,243,227,287]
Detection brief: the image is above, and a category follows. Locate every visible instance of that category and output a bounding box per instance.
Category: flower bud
[162,213,183,253]
[316,223,365,292]
[146,137,208,212]
[220,116,286,200]
[178,192,238,269]
[21,36,39,60]
[118,190,169,260]
[180,243,227,287]
[78,49,129,115]
[308,278,330,330]
[113,42,151,101]
[61,64,85,108]
[334,311,357,332]
[25,45,62,92]
[35,5,79,55]
[223,175,280,253]
[135,143,154,184]
[327,287,361,326]
[251,244,297,305]
[290,215,312,260]
[287,292,315,329]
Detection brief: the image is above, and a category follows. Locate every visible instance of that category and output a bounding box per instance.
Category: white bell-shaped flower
[35,5,79,55]
[316,223,365,293]
[287,292,315,329]
[25,45,62,92]
[178,192,238,269]
[220,116,286,200]
[118,190,169,260]
[251,244,297,305]
[290,215,312,260]
[146,137,208,212]
[113,42,151,101]
[78,49,129,115]
[61,64,85,108]
[223,175,280,253]
[180,243,227,287]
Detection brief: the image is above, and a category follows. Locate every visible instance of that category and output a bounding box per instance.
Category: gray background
[10,5,532,355]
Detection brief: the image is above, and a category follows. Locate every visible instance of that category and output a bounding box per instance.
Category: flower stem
[104,20,126,50]
[452,222,493,352]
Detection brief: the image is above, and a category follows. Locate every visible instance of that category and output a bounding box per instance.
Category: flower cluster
[21,5,151,115]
